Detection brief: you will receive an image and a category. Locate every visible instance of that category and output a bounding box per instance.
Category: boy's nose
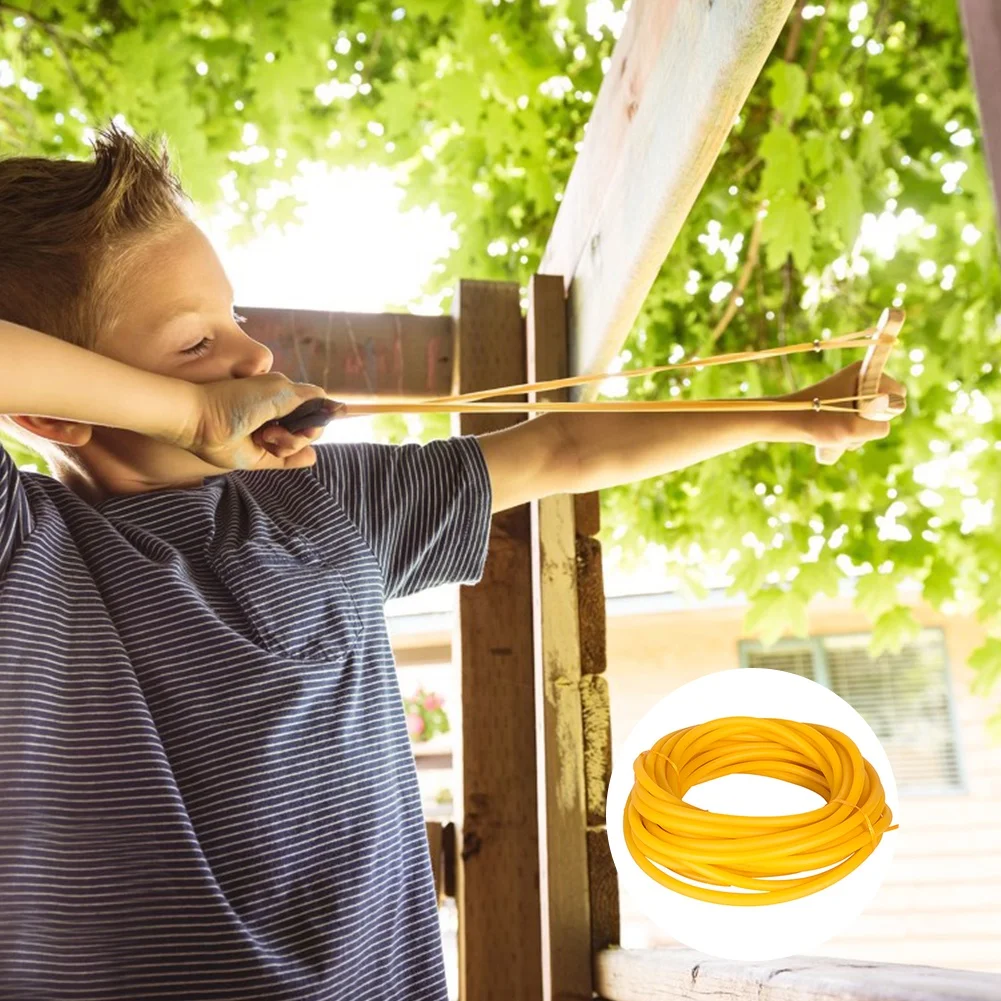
[232,338,274,379]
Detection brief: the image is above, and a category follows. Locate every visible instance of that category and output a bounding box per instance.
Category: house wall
[604,597,1001,973]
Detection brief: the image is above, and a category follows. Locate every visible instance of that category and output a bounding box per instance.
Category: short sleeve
[310,435,493,600]
[0,440,34,579]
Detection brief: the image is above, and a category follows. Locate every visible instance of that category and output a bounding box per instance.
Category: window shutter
[746,645,815,679]
[823,631,962,793]
[742,630,962,794]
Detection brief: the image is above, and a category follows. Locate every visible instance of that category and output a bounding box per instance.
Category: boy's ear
[9,415,93,448]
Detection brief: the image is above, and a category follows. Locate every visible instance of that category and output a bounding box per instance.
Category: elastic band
[625,718,900,907]
[648,748,682,783]
[333,321,903,419]
[425,328,890,405]
[828,797,877,847]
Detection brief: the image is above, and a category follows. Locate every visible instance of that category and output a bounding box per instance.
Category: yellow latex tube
[624,716,899,906]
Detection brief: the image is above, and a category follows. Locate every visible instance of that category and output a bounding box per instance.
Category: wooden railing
[424,820,454,907]
[594,946,1001,1001]
[417,835,1001,1001]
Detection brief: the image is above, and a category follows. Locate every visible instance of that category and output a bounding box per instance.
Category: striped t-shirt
[0,435,492,1000]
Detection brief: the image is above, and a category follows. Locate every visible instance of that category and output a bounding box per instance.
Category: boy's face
[16,219,278,501]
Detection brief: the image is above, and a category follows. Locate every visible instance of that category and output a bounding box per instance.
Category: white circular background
[606,668,900,961]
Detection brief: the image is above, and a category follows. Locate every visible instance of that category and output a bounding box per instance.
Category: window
[739,629,965,795]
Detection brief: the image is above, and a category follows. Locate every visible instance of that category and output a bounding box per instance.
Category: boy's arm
[476,359,903,513]
[477,400,895,514]
[476,410,791,514]
[0,319,198,438]
[0,320,329,471]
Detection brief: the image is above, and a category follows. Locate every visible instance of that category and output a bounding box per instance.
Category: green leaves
[802,134,835,177]
[3,1,1001,735]
[763,192,814,271]
[767,61,808,123]
[745,587,808,647]
[922,558,956,607]
[855,571,901,620]
[759,124,805,197]
[757,124,815,269]
[825,155,864,248]
[0,430,50,475]
[969,639,1001,697]
[871,605,921,657]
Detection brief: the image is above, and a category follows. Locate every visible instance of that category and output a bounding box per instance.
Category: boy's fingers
[255,424,320,454]
[854,419,890,442]
[860,394,890,419]
[251,442,317,470]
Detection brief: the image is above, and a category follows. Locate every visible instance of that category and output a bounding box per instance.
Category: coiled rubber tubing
[624,716,899,906]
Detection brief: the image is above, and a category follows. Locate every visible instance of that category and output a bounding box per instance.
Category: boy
[0,126,903,1000]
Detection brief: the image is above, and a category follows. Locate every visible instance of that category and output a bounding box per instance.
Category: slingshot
[267,308,906,466]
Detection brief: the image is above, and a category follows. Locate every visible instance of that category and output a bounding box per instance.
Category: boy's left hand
[252,421,328,462]
[780,361,906,452]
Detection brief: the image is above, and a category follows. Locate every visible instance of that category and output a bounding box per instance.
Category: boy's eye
[182,337,213,357]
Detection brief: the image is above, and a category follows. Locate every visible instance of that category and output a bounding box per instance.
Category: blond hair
[0,123,190,348]
[0,124,190,457]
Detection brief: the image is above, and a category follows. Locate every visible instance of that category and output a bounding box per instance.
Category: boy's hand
[169,373,338,471]
[780,361,906,452]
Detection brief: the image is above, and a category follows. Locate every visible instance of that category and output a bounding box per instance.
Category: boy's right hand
[167,373,340,471]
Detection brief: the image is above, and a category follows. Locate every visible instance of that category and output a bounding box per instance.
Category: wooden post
[451,280,544,1001]
[574,493,620,959]
[527,275,593,1001]
[958,0,1001,256]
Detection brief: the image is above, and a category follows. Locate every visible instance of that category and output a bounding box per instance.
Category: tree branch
[709,208,765,347]
[805,7,830,80]
[779,257,796,391]
[0,3,96,48]
[784,0,808,62]
[40,20,86,97]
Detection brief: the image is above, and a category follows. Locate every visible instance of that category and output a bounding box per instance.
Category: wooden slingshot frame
[815,307,905,465]
[271,308,907,457]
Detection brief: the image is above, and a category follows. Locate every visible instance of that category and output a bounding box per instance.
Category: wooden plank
[527,273,593,1001]
[959,0,1001,256]
[236,306,453,399]
[393,644,453,668]
[425,821,444,906]
[451,280,543,1001]
[576,535,607,676]
[413,751,452,770]
[575,492,601,538]
[539,0,796,388]
[442,821,456,901]
[594,947,1001,1001]
[587,829,620,957]
[580,673,612,827]
[575,487,619,955]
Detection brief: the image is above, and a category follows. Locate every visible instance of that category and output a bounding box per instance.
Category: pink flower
[423,693,443,711]
[406,713,425,737]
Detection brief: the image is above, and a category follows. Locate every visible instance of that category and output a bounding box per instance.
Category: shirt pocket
[206,535,363,663]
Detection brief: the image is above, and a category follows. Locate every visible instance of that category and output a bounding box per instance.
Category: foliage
[0,427,50,473]
[403,685,449,743]
[2,1,1001,730]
